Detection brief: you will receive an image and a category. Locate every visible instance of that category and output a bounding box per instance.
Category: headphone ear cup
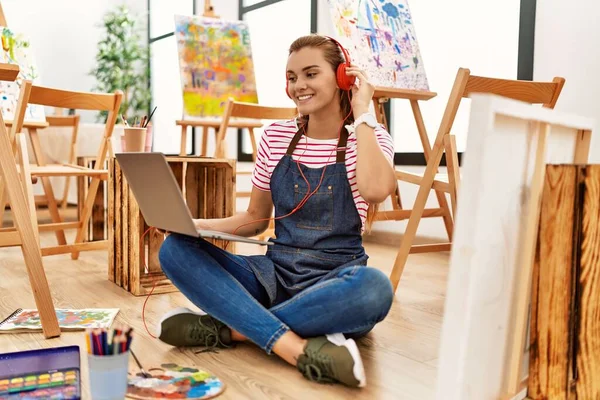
[336,63,356,91]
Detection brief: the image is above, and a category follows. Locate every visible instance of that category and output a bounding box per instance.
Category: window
[148,0,195,154]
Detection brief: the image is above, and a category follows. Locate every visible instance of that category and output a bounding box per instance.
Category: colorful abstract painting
[326,0,429,90]
[0,26,45,122]
[127,363,225,399]
[174,15,259,119]
[0,308,119,332]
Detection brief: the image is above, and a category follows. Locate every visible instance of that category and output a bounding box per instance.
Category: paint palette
[0,368,80,399]
[126,363,225,399]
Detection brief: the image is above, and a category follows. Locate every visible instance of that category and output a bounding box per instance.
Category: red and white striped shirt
[251,118,395,231]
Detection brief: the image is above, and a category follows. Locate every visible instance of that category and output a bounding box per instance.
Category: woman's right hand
[193,219,212,230]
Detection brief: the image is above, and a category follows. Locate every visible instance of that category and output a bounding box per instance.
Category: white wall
[534,0,600,162]
[3,0,146,122]
[318,0,521,240]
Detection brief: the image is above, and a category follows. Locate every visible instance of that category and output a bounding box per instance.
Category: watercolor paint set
[0,346,80,399]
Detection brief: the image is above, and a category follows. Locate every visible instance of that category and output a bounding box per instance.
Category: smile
[297,94,313,101]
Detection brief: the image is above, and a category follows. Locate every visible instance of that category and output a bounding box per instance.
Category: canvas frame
[435,93,594,400]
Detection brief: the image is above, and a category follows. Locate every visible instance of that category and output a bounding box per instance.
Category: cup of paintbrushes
[122,127,147,152]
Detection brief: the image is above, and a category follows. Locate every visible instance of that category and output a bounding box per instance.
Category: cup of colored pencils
[86,325,133,399]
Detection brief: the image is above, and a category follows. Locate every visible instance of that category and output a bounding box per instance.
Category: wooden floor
[0,208,450,399]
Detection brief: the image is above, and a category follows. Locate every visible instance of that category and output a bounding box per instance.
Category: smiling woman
[155,33,397,390]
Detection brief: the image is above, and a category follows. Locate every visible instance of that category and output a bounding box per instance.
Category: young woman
[157,34,397,388]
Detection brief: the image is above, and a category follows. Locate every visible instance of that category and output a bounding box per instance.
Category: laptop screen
[0,345,81,399]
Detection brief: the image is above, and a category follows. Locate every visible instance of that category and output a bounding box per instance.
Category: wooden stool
[176,118,263,157]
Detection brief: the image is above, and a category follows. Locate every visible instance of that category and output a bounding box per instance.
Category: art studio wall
[534,0,600,162]
[2,0,146,122]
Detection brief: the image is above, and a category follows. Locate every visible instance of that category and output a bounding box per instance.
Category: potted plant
[90,4,151,125]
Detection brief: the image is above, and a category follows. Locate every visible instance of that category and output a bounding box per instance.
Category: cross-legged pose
[157,33,397,388]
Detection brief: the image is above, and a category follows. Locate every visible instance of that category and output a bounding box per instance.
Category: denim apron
[246,127,369,306]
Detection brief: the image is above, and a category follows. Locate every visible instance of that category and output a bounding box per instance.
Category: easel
[177,0,261,161]
[0,63,60,338]
[371,86,454,240]
[0,2,6,26]
[203,0,218,18]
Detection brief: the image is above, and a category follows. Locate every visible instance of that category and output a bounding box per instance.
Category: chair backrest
[432,68,565,152]
[215,98,298,158]
[11,80,122,167]
[462,71,564,108]
[45,115,80,127]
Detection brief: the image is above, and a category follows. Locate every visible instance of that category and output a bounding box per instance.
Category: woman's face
[286,46,339,116]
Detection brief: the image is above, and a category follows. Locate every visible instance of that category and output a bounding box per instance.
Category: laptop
[0,345,81,399]
[114,152,273,246]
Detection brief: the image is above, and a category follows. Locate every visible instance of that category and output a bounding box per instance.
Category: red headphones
[286,35,356,99]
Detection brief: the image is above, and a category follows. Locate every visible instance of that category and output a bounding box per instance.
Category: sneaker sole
[157,307,207,337]
[326,333,367,388]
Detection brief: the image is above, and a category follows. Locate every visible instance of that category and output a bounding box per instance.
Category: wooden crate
[108,156,236,296]
[528,164,600,399]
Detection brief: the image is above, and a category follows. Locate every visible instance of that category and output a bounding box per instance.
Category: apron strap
[286,124,349,163]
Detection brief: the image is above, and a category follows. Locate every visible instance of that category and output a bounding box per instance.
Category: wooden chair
[19,115,81,209]
[47,114,81,209]
[214,99,298,239]
[387,67,565,292]
[7,79,122,259]
[0,63,60,338]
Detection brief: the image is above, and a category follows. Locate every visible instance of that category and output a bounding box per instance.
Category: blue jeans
[158,234,394,354]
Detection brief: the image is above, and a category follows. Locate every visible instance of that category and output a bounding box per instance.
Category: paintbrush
[144,106,157,128]
[130,349,152,378]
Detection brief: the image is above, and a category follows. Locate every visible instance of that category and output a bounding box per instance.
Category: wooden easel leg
[180,125,187,156]
[0,180,9,227]
[0,128,59,338]
[248,128,258,162]
[16,133,40,239]
[201,126,209,156]
[410,100,454,240]
[390,143,446,292]
[444,135,460,218]
[28,128,67,245]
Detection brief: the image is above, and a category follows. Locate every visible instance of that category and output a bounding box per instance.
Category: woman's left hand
[346,64,374,114]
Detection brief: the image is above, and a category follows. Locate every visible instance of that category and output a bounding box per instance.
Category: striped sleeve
[374,124,395,165]
[251,127,273,191]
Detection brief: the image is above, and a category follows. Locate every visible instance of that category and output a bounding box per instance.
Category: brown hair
[288,34,355,127]
[288,34,380,233]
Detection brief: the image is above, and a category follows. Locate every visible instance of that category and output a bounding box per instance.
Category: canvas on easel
[326,0,429,90]
[0,26,45,122]
[174,14,259,120]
